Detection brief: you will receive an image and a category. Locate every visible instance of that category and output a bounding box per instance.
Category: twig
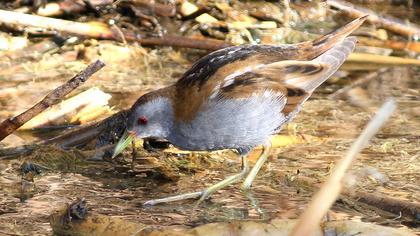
[126,34,231,51]
[291,99,397,236]
[326,0,420,38]
[18,87,112,129]
[0,60,105,142]
[0,10,231,51]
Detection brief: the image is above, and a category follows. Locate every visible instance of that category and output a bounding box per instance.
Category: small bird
[113,16,368,205]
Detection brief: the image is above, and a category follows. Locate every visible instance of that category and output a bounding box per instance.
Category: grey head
[112,93,174,158]
[127,96,174,139]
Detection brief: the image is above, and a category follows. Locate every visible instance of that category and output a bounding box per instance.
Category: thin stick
[0,10,230,51]
[0,60,105,142]
[129,34,231,51]
[326,0,420,37]
[291,99,397,236]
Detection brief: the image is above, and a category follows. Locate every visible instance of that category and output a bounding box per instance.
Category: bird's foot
[143,191,202,206]
[194,170,248,207]
[243,190,269,219]
[144,167,249,207]
[241,144,271,190]
[144,155,250,207]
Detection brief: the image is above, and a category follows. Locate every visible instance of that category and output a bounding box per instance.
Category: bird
[112,16,368,206]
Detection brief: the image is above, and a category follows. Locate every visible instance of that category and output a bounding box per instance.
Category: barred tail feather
[299,15,367,60]
[304,36,357,91]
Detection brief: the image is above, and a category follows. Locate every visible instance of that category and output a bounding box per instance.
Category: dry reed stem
[291,99,397,236]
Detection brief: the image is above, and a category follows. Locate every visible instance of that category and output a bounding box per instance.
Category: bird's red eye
[137,116,148,125]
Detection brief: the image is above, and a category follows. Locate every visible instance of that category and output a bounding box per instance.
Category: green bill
[112,131,135,159]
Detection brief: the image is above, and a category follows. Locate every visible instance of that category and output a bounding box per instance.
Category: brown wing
[174,44,301,122]
[173,17,366,122]
[215,61,329,117]
[176,16,367,90]
[214,36,357,117]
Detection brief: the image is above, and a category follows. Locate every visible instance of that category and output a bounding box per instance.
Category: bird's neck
[150,96,174,138]
[153,87,176,139]
[150,97,175,139]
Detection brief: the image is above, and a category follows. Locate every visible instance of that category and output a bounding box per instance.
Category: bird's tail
[298,15,368,60]
[303,36,357,91]
[256,36,357,92]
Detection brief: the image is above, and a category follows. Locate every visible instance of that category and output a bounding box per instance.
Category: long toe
[143,191,202,206]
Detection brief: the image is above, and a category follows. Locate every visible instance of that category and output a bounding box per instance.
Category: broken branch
[0,60,105,142]
[0,10,231,51]
[126,34,232,51]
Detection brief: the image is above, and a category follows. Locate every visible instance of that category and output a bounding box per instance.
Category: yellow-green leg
[144,155,249,206]
[242,143,271,190]
[196,155,249,205]
[244,191,269,219]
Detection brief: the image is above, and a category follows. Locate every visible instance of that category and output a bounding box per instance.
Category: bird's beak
[112,130,136,159]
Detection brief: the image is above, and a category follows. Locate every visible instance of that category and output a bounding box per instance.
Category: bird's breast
[167,92,287,151]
